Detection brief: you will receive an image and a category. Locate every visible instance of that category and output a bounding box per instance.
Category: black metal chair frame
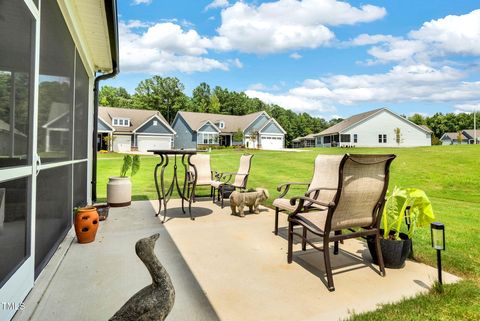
[287,154,396,291]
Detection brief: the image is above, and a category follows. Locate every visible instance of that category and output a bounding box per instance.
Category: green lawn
[97,145,480,320]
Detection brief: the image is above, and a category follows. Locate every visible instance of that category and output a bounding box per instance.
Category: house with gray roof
[314,108,432,147]
[440,129,479,145]
[292,134,316,148]
[172,111,286,150]
[98,106,175,153]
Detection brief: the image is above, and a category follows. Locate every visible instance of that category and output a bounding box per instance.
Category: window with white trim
[218,121,225,129]
[153,120,158,126]
[198,132,219,145]
[113,118,130,127]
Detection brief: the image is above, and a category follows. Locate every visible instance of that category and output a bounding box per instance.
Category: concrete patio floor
[14,199,459,321]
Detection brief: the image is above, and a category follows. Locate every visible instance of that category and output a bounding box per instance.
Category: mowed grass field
[97,145,480,320]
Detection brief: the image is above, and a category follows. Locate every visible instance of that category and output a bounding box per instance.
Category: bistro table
[148,149,200,222]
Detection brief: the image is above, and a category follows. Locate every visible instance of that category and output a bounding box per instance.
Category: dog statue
[230,188,269,217]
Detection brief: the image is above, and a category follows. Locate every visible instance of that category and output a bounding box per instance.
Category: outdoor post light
[430,222,445,284]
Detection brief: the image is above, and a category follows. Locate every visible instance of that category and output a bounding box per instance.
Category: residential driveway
[15,200,459,321]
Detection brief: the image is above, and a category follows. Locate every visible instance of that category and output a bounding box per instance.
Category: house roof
[98,106,171,133]
[176,111,266,133]
[462,129,480,140]
[419,125,433,133]
[441,132,467,140]
[293,133,316,142]
[316,109,383,136]
[315,108,432,136]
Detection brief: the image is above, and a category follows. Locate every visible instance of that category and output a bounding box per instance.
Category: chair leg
[323,236,335,291]
[302,227,307,251]
[274,208,279,235]
[287,221,294,264]
[375,233,386,276]
[333,230,341,255]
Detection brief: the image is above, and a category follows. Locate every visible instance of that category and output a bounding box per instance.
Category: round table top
[148,149,201,155]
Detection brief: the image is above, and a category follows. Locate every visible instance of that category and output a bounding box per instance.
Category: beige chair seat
[295,211,327,235]
[197,179,214,186]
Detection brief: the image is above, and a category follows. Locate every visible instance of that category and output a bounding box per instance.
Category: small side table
[149,149,199,222]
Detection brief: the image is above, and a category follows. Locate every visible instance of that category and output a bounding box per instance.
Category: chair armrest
[289,196,335,208]
[277,182,310,198]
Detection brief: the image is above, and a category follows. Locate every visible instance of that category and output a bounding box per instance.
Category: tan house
[98,107,175,153]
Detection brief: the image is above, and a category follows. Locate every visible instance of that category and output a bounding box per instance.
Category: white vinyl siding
[343,110,431,147]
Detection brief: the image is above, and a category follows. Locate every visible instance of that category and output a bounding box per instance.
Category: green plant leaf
[381,187,435,240]
[131,155,141,176]
[120,155,132,177]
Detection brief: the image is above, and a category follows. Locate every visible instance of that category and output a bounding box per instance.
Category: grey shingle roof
[441,132,467,140]
[462,129,480,139]
[419,125,433,133]
[316,108,383,136]
[176,111,265,133]
[99,106,170,133]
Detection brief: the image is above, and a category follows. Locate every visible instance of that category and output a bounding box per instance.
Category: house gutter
[92,0,119,202]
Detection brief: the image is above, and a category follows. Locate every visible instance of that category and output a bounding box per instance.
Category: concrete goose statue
[110,233,175,321]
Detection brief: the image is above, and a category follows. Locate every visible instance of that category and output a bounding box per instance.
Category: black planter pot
[367,231,412,269]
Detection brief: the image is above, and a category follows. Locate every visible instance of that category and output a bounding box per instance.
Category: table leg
[177,154,196,220]
[154,154,177,223]
[153,154,166,217]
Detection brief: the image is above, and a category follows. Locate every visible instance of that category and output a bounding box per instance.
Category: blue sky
[105,0,480,119]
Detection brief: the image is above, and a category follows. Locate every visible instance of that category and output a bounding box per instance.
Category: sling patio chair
[211,154,254,207]
[273,155,344,235]
[287,154,396,291]
[187,154,217,201]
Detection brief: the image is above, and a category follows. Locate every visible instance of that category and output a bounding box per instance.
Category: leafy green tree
[99,85,131,107]
[233,128,244,142]
[133,76,187,123]
[409,113,426,125]
[192,82,211,112]
[210,94,221,114]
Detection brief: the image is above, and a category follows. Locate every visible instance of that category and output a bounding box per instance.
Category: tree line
[99,75,478,146]
[99,75,341,146]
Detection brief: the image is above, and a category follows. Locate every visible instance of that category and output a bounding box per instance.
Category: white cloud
[119,21,228,73]
[205,0,230,11]
[228,58,243,68]
[290,52,302,59]
[246,64,480,114]
[247,83,283,91]
[131,0,152,5]
[410,9,480,55]
[213,0,386,54]
[453,103,480,113]
[352,10,480,64]
[245,90,335,113]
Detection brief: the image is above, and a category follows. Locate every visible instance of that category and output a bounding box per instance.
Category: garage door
[137,136,172,152]
[261,135,283,150]
[113,135,131,153]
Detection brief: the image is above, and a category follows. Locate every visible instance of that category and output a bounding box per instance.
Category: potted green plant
[367,187,435,268]
[107,155,140,207]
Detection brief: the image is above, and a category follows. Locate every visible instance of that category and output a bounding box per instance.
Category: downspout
[92,0,119,202]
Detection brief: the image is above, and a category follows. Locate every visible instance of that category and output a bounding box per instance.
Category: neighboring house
[0,1,118,320]
[440,130,479,145]
[462,129,480,144]
[315,108,432,147]
[172,111,286,150]
[440,132,468,145]
[98,106,175,153]
[292,134,316,148]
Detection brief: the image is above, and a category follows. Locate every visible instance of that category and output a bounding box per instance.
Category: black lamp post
[430,222,445,284]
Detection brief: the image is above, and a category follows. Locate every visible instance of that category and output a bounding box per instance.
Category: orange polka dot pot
[74,207,99,244]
